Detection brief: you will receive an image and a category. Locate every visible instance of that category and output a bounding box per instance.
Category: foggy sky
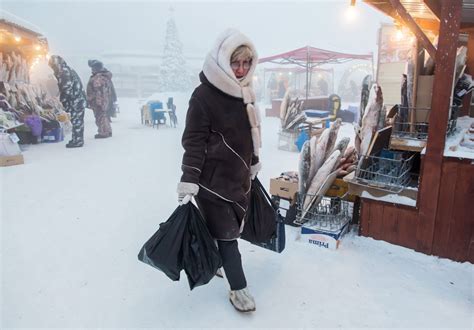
[2,0,390,60]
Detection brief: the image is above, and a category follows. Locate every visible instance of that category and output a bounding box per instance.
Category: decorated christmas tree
[159,9,191,92]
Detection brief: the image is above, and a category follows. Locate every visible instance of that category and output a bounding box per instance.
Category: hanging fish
[280,90,290,124]
[357,84,383,156]
[344,145,355,159]
[333,137,350,155]
[325,118,342,160]
[307,128,329,186]
[309,135,318,165]
[298,140,311,196]
[332,137,350,168]
[302,149,341,217]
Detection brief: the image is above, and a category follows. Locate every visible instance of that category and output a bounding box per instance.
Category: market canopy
[258,46,373,67]
[259,46,373,99]
[263,66,333,74]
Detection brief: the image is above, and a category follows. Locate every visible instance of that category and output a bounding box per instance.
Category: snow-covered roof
[0,10,44,36]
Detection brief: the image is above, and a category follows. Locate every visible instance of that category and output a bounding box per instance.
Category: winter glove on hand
[177,182,199,205]
[250,162,262,180]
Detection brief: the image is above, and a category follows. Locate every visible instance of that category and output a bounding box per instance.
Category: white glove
[177,182,199,205]
[250,162,262,180]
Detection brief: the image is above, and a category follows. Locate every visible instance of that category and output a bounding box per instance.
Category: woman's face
[231,59,252,79]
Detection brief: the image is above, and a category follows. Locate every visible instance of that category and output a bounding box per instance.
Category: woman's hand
[250,162,261,180]
[177,182,199,204]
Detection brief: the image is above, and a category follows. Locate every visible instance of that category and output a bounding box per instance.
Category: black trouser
[217,240,247,291]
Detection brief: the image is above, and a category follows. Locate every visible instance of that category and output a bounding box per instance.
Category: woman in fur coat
[177,29,261,313]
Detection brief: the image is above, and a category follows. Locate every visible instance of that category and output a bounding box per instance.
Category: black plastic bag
[251,213,286,253]
[138,203,222,290]
[241,177,278,243]
[137,205,189,281]
[182,205,222,290]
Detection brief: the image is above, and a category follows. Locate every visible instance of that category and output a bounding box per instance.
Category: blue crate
[42,127,64,143]
[305,109,331,118]
[148,101,163,111]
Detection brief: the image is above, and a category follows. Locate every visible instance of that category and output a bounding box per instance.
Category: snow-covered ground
[1,96,473,328]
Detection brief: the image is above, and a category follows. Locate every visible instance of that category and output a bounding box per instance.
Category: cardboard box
[270,177,298,201]
[299,221,350,250]
[0,154,24,167]
[415,75,434,122]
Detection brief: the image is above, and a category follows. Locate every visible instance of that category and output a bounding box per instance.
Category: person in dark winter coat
[48,55,86,148]
[177,29,262,313]
[86,60,116,138]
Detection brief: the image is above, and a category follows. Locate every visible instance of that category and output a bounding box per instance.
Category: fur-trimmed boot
[229,287,256,312]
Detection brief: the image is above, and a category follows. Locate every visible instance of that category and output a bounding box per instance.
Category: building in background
[101,51,203,98]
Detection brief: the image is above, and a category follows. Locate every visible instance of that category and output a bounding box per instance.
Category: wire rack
[393,105,461,138]
[392,121,429,140]
[354,150,415,193]
[294,195,353,231]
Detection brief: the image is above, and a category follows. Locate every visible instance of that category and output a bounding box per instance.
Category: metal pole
[306,46,310,100]
[332,68,335,94]
[263,69,266,104]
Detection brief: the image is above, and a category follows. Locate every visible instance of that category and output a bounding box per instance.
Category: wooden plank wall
[432,159,474,261]
[359,199,418,251]
[359,159,474,263]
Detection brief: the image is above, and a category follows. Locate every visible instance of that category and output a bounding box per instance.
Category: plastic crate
[277,129,299,152]
[305,109,330,118]
[42,127,64,143]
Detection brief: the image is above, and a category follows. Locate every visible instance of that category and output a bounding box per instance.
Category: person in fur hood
[177,29,261,313]
[86,60,116,138]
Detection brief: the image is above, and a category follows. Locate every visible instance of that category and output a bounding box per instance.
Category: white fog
[1,1,473,329]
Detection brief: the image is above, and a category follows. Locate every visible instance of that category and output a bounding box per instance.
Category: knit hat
[88,59,103,72]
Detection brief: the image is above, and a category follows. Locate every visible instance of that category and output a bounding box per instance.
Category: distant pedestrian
[86,60,116,138]
[48,55,86,148]
[277,79,286,98]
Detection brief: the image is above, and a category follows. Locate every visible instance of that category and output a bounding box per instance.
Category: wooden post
[416,0,462,255]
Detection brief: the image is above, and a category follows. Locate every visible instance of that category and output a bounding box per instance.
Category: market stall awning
[263,66,333,74]
[259,46,372,99]
[363,0,474,30]
[258,46,373,67]
[0,10,44,38]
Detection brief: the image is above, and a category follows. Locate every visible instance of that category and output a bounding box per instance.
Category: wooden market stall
[0,12,49,68]
[0,11,70,150]
[353,0,474,263]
